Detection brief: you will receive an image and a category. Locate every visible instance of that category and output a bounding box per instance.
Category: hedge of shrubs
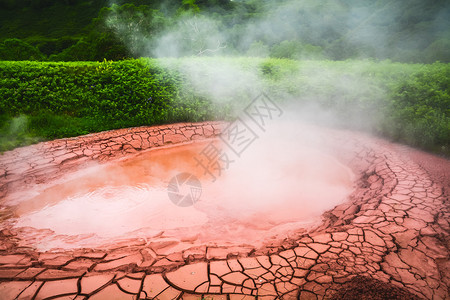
[1,58,448,154]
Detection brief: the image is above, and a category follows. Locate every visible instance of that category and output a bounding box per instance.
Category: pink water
[10,139,354,251]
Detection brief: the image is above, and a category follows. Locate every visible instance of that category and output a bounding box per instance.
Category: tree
[0,38,45,60]
[153,13,227,57]
[423,38,450,63]
[96,4,167,57]
[180,0,200,14]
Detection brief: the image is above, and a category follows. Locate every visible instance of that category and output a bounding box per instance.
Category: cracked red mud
[0,121,448,299]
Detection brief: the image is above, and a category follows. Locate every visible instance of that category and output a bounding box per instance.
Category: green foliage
[383,64,450,149]
[0,58,448,155]
[36,36,79,57]
[0,114,41,152]
[45,3,169,61]
[49,33,129,62]
[0,38,46,61]
[180,0,200,14]
[97,4,167,57]
[270,40,324,60]
[0,59,223,150]
[271,59,449,153]
[0,0,109,39]
[423,38,450,64]
[246,41,269,57]
[1,0,449,62]
[156,14,226,57]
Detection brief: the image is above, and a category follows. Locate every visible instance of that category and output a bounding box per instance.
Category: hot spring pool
[8,137,354,251]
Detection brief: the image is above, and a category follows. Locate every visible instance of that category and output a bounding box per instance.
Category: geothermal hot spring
[7,122,354,252]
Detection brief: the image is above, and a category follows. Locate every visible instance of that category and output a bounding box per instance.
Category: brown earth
[0,121,448,299]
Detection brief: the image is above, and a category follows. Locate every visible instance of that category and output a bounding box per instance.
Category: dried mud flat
[0,121,448,300]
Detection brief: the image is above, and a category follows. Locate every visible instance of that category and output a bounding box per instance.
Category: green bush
[383,64,450,150]
[0,58,448,155]
[0,38,46,61]
[34,36,79,56]
[0,59,220,149]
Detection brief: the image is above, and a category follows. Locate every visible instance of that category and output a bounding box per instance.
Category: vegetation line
[1,58,448,155]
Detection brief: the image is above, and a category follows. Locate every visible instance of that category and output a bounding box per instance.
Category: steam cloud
[104,0,426,132]
[100,2,391,233]
[106,0,449,60]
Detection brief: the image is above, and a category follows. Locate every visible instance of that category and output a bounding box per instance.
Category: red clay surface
[0,121,448,299]
[8,139,353,252]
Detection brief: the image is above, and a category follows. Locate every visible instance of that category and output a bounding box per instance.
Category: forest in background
[0,0,449,63]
